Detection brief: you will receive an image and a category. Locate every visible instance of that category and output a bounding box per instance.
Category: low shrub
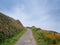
[31,27,60,45]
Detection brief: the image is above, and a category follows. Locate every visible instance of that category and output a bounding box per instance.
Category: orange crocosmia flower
[55,33,60,37]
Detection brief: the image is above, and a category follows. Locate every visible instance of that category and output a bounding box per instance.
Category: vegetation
[0,28,26,45]
[31,26,60,45]
[0,13,24,42]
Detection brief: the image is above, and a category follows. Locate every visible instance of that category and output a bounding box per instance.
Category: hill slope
[0,13,24,41]
[31,26,60,45]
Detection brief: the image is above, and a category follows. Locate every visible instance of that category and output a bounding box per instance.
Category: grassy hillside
[0,12,24,42]
[0,28,26,45]
[31,26,60,45]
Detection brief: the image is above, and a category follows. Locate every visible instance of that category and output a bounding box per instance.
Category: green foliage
[0,13,24,42]
[0,28,27,45]
[31,27,60,45]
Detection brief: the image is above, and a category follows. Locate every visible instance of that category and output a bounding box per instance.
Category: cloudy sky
[0,0,60,32]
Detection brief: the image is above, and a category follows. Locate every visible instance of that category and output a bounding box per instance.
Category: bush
[31,27,60,45]
[0,13,24,42]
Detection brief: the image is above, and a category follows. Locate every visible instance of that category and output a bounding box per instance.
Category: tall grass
[0,28,27,45]
[0,13,24,41]
[31,27,60,45]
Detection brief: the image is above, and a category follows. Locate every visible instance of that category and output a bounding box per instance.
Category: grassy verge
[32,28,47,45]
[31,27,60,45]
[0,28,27,45]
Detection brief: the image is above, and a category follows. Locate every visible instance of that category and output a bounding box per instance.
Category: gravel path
[15,29,37,45]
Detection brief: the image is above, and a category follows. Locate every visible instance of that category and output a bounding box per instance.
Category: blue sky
[0,0,60,32]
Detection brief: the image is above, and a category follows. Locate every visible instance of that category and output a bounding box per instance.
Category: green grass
[32,29,47,45]
[0,28,27,45]
[0,13,24,41]
[31,27,60,45]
